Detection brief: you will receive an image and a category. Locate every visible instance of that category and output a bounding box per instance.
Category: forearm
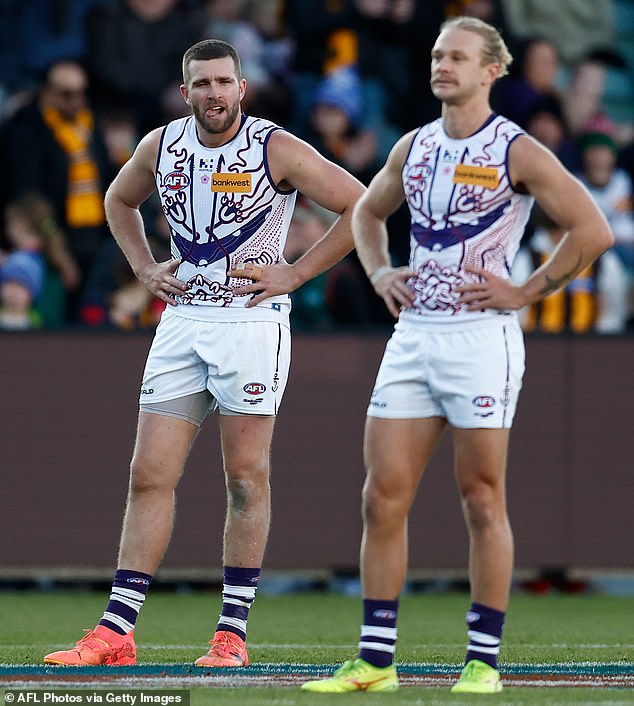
[105,200,156,280]
[520,225,613,305]
[290,212,354,287]
[352,209,391,280]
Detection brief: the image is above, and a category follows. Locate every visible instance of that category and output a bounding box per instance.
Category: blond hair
[440,16,513,78]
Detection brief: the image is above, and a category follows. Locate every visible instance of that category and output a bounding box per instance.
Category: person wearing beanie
[0,251,44,330]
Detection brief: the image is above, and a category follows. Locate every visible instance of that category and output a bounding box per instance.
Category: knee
[362,474,407,527]
[461,483,500,532]
[226,468,269,513]
[128,456,171,496]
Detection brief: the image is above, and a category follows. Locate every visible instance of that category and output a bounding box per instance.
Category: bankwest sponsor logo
[453,164,499,189]
[212,172,252,192]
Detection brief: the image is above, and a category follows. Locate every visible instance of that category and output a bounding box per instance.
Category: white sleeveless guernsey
[401,114,534,325]
[155,114,297,322]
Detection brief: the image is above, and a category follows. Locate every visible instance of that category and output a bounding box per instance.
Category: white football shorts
[139,311,291,419]
[367,315,525,428]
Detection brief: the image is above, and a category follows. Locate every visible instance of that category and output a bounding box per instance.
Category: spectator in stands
[351,0,418,134]
[499,0,614,66]
[106,260,166,331]
[524,94,582,172]
[284,0,404,150]
[300,68,396,326]
[0,60,115,322]
[0,251,43,331]
[577,130,634,277]
[492,36,562,128]
[0,0,102,124]
[562,52,634,149]
[85,0,199,136]
[199,0,292,125]
[3,193,82,328]
[283,197,337,330]
[82,199,169,330]
[283,0,357,133]
[512,206,629,334]
[305,66,383,186]
[0,198,51,330]
[283,195,391,329]
[576,129,634,328]
[563,56,610,141]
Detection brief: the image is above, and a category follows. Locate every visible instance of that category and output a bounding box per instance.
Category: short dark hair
[182,39,242,85]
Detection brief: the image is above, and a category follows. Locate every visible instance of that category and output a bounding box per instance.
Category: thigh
[131,411,200,487]
[452,427,510,495]
[219,414,276,477]
[364,416,447,500]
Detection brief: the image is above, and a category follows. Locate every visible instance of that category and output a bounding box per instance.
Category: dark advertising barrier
[1,331,632,573]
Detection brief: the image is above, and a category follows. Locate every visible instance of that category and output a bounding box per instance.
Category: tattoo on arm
[539,256,582,297]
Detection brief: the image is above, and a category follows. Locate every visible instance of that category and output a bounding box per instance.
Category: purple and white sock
[99,569,152,635]
[358,599,399,667]
[464,602,505,669]
[216,566,260,640]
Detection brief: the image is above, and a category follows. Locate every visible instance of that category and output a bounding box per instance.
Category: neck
[441,101,493,139]
[196,112,243,149]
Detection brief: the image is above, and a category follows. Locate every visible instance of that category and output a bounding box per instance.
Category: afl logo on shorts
[244,382,266,395]
[473,396,495,408]
[164,171,190,190]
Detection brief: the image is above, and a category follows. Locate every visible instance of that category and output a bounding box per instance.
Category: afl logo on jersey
[244,382,266,395]
[404,161,432,193]
[473,396,495,408]
[164,171,191,190]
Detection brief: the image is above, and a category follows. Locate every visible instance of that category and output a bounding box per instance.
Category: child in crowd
[1,194,81,329]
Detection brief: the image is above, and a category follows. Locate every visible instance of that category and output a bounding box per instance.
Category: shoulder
[129,127,165,172]
[266,128,327,174]
[507,132,570,191]
[267,126,312,151]
[389,129,419,169]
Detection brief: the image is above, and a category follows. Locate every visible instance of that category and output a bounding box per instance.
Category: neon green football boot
[450,659,503,694]
[301,657,399,693]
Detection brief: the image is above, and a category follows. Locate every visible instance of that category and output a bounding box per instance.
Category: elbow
[601,226,616,254]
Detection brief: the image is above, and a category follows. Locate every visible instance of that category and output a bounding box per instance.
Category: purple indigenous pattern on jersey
[401,115,534,322]
[155,115,296,309]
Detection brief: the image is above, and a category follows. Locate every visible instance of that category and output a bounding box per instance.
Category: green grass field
[1,589,633,705]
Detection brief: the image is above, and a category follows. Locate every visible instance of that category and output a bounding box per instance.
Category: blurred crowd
[0,0,633,334]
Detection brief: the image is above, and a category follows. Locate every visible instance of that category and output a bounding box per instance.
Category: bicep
[269,132,365,214]
[358,134,411,220]
[362,162,406,220]
[106,131,160,209]
[510,136,601,231]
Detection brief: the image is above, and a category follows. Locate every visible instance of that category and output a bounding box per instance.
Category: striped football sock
[358,598,399,667]
[464,602,505,669]
[98,569,152,635]
[216,566,260,640]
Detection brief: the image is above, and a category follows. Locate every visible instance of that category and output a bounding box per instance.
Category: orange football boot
[44,625,136,666]
[194,630,249,667]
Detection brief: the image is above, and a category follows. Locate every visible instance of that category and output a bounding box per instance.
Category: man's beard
[193,101,240,135]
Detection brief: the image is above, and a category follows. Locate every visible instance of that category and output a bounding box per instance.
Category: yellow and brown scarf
[42,106,105,229]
